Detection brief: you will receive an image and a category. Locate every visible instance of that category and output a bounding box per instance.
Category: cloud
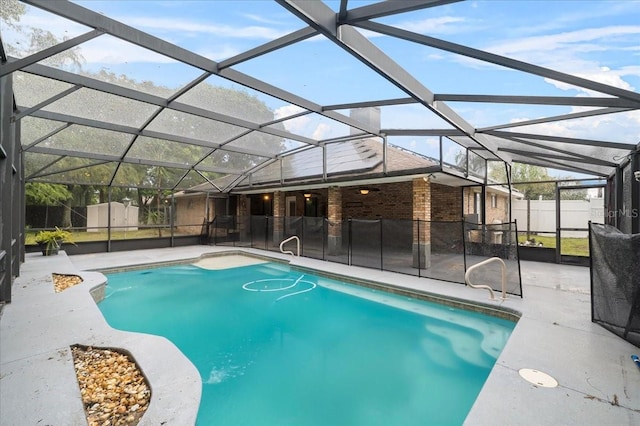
[274,105,353,141]
[542,63,639,94]
[486,25,640,59]
[120,16,291,40]
[274,105,315,136]
[355,15,481,41]
[312,123,331,140]
[274,105,306,120]
[509,109,640,146]
[397,16,469,35]
[195,45,244,62]
[78,36,177,64]
[381,104,452,129]
[441,22,640,146]
[10,6,287,65]
[447,25,640,76]
[240,13,288,26]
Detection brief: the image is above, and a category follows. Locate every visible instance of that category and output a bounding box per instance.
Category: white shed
[86,202,139,232]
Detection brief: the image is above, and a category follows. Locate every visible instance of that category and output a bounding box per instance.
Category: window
[491,194,497,208]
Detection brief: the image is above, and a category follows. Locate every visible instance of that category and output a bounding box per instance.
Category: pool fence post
[348,217,352,266]
[379,218,383,270]
[264,216,268,251]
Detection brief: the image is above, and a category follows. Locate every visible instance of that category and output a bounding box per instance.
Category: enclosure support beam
[356,21,640,104]
[276,0,508,163]
[0,73,18,302]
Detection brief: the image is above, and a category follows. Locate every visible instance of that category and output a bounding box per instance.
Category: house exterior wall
[462,187,510,224]
[341,182,413,220]
[486,191,509,224]
[463,187,476,220]
[175,196,207,234]
[431,183,462,221]
[175,181,512,237]
[280,191,327,217]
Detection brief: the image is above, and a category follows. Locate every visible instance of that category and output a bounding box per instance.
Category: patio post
[413,177,431,269]
[238,195,249,241]
[273,191,285,244]
[327,186,343,255]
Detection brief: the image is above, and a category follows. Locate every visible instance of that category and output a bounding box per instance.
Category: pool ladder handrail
[279,235,300,257]
[464,257,507,301]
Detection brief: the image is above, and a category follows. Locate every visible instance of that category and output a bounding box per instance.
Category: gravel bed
[54,275,152,425]
[71,346,151,426]
[53,273,83,293]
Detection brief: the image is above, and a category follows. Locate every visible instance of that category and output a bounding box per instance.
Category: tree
[18,68,284,191]
[453,148,486,177]
[2,0,83,70]
[5,0,286,207]
[489,163,556,200]
[25,182,74,228]
[0,0,25,27]
[25,182,71,205]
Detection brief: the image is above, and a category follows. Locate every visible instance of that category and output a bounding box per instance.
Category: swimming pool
[99,259,515,425]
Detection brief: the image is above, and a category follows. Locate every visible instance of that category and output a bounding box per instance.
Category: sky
[4,0,640,179]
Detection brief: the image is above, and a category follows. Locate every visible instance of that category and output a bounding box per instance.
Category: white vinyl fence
[512,198,604,238]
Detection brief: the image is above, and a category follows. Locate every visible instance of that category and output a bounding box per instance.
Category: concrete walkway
[0,251,202,426]
[1,246,639,425]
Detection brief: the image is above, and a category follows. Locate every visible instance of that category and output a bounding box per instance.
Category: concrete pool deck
[1,246,639,425]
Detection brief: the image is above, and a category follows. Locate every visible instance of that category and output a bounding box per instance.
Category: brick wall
[273,191,285,217]
[431,183,462,221]
[412,177,431,244]
[462,187,510,224]
[327,187,342,220]
[177,182,478,233]
[342,182,413,220]
[327,186,342,239]
[486,191,509,224]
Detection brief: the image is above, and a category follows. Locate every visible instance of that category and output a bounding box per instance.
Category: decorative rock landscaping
[71,346,151,426]
[57,274,151,425]
[53,273,83,293]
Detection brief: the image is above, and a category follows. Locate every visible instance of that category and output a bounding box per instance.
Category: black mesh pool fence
[205,216,522,297]
[590,223,640,348]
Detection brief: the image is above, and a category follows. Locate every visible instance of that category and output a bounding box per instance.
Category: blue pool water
[99,262,514,425]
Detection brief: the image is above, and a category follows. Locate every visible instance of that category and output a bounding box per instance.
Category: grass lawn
[25,229,170,244]
[518,234,589,256]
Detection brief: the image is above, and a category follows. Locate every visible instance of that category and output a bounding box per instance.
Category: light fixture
[122,197,131,208]
[304,193,312,198]
[263,194,270,200]
[359,188,370,195]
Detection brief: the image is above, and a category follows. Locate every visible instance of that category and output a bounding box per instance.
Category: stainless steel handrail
[279,235,300,257]
[464,257,507,301]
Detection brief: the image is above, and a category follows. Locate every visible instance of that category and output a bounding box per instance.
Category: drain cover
[518,368,558,388]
